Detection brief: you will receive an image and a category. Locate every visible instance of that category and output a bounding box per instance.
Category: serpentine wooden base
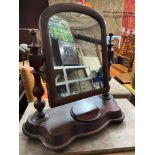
[22,95,124,150]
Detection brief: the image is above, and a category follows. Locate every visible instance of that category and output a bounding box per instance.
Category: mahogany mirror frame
[22,4,125,150]
[39,3,110,108]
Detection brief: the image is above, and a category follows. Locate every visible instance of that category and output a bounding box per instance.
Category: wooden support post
[28,29,46,118]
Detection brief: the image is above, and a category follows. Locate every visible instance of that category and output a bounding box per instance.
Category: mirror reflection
[48,12,104,98]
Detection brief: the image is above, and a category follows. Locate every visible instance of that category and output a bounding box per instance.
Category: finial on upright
[27,29,47,119]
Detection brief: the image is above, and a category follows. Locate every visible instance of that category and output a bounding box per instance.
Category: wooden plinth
[19,99,135,155]
[22,95,124,150]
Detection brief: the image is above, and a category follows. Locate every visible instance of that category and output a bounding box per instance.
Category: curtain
[122,0,135,30]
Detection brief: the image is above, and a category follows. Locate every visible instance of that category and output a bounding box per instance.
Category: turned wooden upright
[107,33,114,81]
[27,30,47,119]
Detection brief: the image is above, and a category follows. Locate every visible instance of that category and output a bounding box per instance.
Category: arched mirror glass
[47,12,104,99]
[39,4,110,107]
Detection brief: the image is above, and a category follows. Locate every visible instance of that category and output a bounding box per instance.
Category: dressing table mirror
[22,3,125,151]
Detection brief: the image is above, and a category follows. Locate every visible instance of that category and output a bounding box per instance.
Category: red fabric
[122,0,135,30]
[80,0,85,4]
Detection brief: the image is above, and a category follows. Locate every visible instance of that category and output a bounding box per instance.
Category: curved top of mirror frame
[39,3,110,108]
[53,12,98,30]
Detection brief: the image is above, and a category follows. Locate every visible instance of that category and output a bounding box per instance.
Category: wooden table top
[109,78,131,99]
[110,64,128,78]
[19,99,135,155]
[115,72,132,84]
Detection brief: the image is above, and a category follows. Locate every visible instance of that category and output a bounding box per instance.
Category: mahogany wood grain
[115,72,132,84]
[23,95,124,150]
[20,99,134,155]
[22,3,125,150]
[110,64,128,78]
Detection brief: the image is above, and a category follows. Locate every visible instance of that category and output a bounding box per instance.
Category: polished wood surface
[22,3,126,150]
[23,32,125,149]
[110,64,128,77]
[115,72,132,84]
[27,30,46,118]
[20,99,135,155]
[112,64,129,73]
[23,95,124,150]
